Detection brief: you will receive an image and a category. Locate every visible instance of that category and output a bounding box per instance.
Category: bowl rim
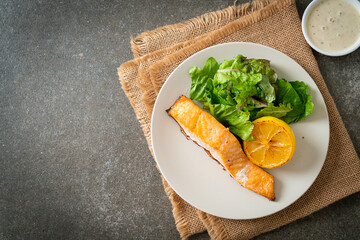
[301,0,360,56]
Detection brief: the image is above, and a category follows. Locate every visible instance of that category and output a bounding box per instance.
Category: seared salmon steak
[167,96,275,200]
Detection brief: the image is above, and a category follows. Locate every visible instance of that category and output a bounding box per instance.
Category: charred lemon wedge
[243,116,296,168]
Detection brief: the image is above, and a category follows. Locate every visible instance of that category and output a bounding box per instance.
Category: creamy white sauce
[306,0,360,52]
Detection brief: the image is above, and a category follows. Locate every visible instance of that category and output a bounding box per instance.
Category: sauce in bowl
[306,0,360,52]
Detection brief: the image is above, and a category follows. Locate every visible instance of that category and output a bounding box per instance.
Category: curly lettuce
[188,55,314,140]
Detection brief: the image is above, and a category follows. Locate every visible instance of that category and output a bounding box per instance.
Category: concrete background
[1,0,359,239]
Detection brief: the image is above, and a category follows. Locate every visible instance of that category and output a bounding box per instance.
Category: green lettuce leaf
[202,57,219,78]
[188,55,313,141]
[243,59,277,83]
[218,59,234,70]
[275,79,314,124]
[218,55,245,70]
[212,87,236,106]
[189,57,219,101]
[210,104,254,141]
[253,103,293,120]
[245,97,268,111]
[290,81,314,119]
[257,75,275,103]
[189,67,211,101]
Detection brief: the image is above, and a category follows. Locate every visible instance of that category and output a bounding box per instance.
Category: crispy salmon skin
[168,96,275,200]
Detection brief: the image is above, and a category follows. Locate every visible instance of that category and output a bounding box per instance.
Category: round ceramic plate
[151,42,329,219]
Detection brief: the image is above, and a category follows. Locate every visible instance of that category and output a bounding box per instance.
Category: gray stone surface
[0,0,359,239]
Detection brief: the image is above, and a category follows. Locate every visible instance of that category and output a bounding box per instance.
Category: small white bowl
[302,0,360,56]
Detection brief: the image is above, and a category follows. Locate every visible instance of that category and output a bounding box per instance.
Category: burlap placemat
[118,0,360,239]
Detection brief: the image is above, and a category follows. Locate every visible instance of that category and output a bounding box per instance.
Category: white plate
[151,42,329,219]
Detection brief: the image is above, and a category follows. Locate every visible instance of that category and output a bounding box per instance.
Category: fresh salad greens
[189,55,314,141]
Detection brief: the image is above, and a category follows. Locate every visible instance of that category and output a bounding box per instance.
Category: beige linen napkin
[118,0,360,239]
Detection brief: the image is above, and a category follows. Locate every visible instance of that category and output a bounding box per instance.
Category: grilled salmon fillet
[167,96,275,200]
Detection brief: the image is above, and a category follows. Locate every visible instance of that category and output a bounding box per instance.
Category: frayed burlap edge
[136,37,209,117]
[162,177,203,239]
[117,60,153,152]
[148,0,294,93]
[118,61,207,237]
[198,211,229,240]
[131,0,280,58]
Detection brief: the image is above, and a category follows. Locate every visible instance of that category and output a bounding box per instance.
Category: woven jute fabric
[118,0,360,239]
